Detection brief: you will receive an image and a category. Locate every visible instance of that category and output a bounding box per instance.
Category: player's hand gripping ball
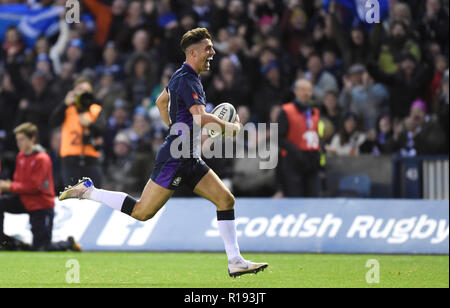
[208,103,238,138]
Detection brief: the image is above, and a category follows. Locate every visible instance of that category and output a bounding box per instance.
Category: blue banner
[323,0,389,29]
[5,198,448,254]
[0,4,63,47]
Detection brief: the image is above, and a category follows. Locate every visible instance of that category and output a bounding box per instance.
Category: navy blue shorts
[151,158,210,191]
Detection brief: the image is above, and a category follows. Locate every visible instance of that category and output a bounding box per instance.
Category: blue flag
[323,0,389,29]
[0,4,64,48]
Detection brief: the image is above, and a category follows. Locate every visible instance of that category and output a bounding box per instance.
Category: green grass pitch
[0,252,448,288]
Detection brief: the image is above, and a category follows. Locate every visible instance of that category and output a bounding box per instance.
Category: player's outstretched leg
[193,170,268,278]
[58,177,173,221]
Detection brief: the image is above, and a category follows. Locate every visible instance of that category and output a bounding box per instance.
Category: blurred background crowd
[0,0,449,198]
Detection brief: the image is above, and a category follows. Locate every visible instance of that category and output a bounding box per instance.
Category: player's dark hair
[14,122,39,141]
[180,28,212,53]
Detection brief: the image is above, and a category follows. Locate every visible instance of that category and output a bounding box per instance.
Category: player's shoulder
[170,72,200,93]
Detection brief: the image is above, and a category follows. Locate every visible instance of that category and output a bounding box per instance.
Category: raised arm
[49,17,70,74]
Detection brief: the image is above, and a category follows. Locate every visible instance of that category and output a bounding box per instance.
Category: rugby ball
[208,103,237,138]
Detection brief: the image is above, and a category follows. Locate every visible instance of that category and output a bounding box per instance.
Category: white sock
[218,219,242,262]
[87,187,129,212]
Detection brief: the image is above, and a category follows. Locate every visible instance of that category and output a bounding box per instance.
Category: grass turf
[0,252,448,288]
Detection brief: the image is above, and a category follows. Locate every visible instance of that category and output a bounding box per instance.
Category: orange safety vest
[281,102,320,155]
[60,104,102,158]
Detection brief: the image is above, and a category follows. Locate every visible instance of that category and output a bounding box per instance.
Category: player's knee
[133,211,156,222]
[132,204,157,222]
[218,193,235,211]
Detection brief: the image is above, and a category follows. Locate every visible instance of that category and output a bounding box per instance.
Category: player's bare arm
[156,89,170,127]
[190,104,242,136]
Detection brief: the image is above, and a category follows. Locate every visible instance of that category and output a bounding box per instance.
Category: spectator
[428,54,449,108]
[127,28,160,68]
[322,48,344,83]
[311,17,338,62]
[326,112,366,156]
[320,90,341,143]
[95,41,124,81]
[84,0,123,47]
[1,26,25,65]
[34,53,53,75]
[0,123,80,251]
[0,71,20,153]
[277,79,321,197]
[51,61,76,103]
[161,9,192,66]
[368,53,434,120]
[374,20,421,75]
[252,59,286,122]
[103,132,152,196]
[339,64,390,130]
[227,0,253,40]
[125,53,157,109]
[417,0,449,53]
[63,38,86,73]
[360,114,395,155]
[121,109,154,154]
[12,70,57,149]
[114,0,147,54]
[103,100,131,168]
[329,1,370,71]
[437,70,449,153]
[231,128,277,197]
[206,56,250,107]
[236,105,257,150]
[304,53,339,103]
[280,2,309,60]
[392,99,447,156]
[389,1,414,26]
[94,71,126,119]
[191,0,212,29]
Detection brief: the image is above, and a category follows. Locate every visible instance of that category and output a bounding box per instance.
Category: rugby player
[59,28,268,278]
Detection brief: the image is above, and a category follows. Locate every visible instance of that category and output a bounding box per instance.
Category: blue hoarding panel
[73,198,449,254]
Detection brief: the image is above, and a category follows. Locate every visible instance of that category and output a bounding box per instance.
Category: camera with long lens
[74,92,95,111]
[82,131,103,151]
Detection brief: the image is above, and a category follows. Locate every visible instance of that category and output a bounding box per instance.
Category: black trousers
[280,158,321,198]
[0,194,71,251]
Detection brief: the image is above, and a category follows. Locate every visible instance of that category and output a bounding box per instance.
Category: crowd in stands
[0,0,449,198]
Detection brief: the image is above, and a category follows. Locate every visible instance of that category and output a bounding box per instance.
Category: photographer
[50,77,106,187]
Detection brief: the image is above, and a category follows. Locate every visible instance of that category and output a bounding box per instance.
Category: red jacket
[10,147,55,212]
